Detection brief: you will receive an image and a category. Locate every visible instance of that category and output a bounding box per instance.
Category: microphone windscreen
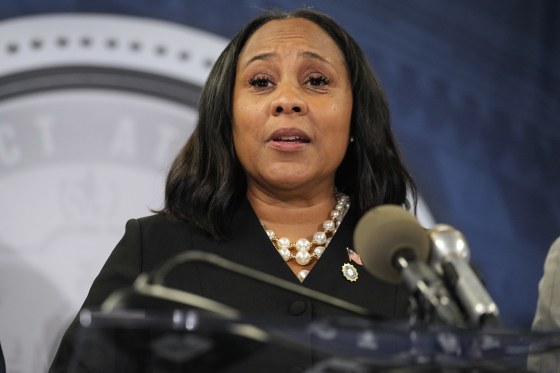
[353,204,430,284]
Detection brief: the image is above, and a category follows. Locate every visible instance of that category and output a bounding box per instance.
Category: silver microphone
[428,224,500,328]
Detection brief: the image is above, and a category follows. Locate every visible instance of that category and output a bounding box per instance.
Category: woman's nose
[271,84,308,116]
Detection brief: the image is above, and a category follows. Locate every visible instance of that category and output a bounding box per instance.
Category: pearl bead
[278,248,291,261]
[323,220,335,232]
[295,250,311,265]
[313,231,327,245]
[297,270,309,282]
[314,246,325,258]
[331,209,341,219]
[295,238,311,251]
[277,237,291,250]
[265,229,275,239]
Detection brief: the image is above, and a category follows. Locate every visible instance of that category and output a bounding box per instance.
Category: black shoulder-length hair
[161,8,417,240]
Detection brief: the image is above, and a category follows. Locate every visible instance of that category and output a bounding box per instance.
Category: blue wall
[1,0,558,327]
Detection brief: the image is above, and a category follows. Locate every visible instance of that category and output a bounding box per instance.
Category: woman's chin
[261,173,332,193]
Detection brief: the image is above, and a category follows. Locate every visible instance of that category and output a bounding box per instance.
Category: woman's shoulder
[134,212,192,231]
[135,212,176,225]
[130,212,211,246]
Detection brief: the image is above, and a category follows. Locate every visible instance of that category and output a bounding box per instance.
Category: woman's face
[232,18,353,194]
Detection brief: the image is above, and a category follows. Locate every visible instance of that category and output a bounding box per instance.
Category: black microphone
[427,224,501,328]
[353,204,466,327]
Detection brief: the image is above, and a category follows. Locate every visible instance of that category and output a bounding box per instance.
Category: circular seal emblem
[0,14,226,372]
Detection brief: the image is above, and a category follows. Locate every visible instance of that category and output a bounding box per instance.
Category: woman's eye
[248,75,273,88]
[306,74,330,87]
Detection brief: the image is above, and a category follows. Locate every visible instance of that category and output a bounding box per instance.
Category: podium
[65,305,560,373]
[62,252,560,372]
[63,248,560,373]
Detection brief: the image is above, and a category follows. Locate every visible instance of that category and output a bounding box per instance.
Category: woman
[49,8,417,372]
[528,236,560,372]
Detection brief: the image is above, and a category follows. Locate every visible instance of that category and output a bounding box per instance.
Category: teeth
[275,136,306,142]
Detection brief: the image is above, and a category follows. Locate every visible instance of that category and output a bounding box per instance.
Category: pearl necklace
[263,192,350,282]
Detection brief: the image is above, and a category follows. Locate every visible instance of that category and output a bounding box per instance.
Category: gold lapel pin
[342,262,358,282]
[342,247,362,282]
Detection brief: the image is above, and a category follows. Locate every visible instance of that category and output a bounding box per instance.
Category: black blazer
[0,340,5,373]
[49,198,409,372]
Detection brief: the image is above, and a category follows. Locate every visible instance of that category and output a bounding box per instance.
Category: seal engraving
[0,14,226,373]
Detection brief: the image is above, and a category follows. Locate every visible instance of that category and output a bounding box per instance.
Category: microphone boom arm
[148,250,372,318]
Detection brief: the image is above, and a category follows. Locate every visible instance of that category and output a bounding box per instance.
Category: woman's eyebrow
[244,50,332,68]
[244,52,276,67]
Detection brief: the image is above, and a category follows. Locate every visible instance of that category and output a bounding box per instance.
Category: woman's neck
[247,182,337,240]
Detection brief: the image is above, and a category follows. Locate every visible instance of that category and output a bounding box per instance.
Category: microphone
[353,205,466,327]
[427,224,500,328]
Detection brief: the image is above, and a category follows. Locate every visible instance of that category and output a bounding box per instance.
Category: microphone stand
[393,251,467,329]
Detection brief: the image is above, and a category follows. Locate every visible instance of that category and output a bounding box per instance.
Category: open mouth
[273,136,310,143]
